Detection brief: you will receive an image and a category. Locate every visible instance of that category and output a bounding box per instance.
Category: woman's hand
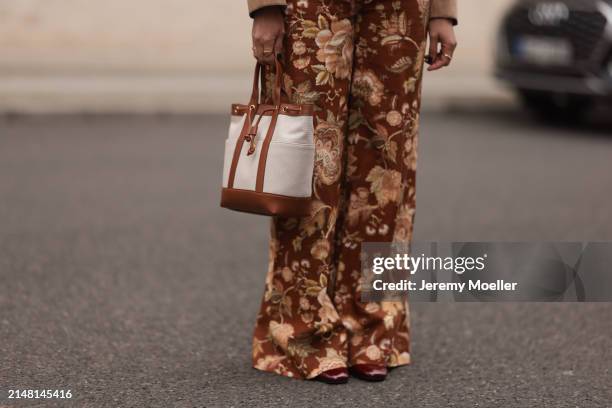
[252,6,285,65]
[427,18,457,71]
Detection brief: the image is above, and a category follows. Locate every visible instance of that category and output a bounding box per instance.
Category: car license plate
[514,36,573,65]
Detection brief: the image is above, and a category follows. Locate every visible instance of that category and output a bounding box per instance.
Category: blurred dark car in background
[496,0,612,120]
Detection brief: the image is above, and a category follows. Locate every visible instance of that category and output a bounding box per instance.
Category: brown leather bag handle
[248,63,263,108]
[248,58,284,109]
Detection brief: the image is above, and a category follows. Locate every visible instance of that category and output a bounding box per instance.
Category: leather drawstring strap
[243,62,264,143]
[244,58,283,156]
[246,106,276,155]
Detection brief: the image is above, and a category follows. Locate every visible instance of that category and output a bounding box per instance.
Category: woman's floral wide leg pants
[253,0,429,379]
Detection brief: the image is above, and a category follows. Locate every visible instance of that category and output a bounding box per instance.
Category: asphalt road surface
[1,109,612,407]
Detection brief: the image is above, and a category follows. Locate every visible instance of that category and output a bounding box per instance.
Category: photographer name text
[373,279,518,292]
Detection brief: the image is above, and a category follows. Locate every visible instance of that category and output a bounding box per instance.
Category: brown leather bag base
[220,188,312,216]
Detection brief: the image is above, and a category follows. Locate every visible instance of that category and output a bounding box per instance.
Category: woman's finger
[428,34,439,64]
[252,40,263,62]
[440,41,456,67]
[427,39,446,71]
[439,45,452,67]
[427,57,446,71]
[259,37,276,65]
[273,34,284,61]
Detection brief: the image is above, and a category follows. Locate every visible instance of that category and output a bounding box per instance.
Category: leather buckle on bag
[245,126,257,155]
[281,105,301,114]
[247,142,257,156]
[243,104,258,151]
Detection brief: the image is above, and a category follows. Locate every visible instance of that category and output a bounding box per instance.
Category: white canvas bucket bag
[220,59,315,216]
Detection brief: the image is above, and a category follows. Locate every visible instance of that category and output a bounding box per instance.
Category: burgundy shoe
[350,364,388,382]
[314,367,349,384]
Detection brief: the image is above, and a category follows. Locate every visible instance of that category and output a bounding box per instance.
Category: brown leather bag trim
[227,111,252,189]
[232,103,314,117]
[255,108,280,192]
[221,188,312,217]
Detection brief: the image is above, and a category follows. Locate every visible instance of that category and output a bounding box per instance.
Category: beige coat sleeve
[247,0,458,23]
[429,0,458,24]
[247,0,288,16]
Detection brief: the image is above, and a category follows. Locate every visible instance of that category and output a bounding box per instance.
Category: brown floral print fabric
[246,0,457,23]
[252,0,429,380]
